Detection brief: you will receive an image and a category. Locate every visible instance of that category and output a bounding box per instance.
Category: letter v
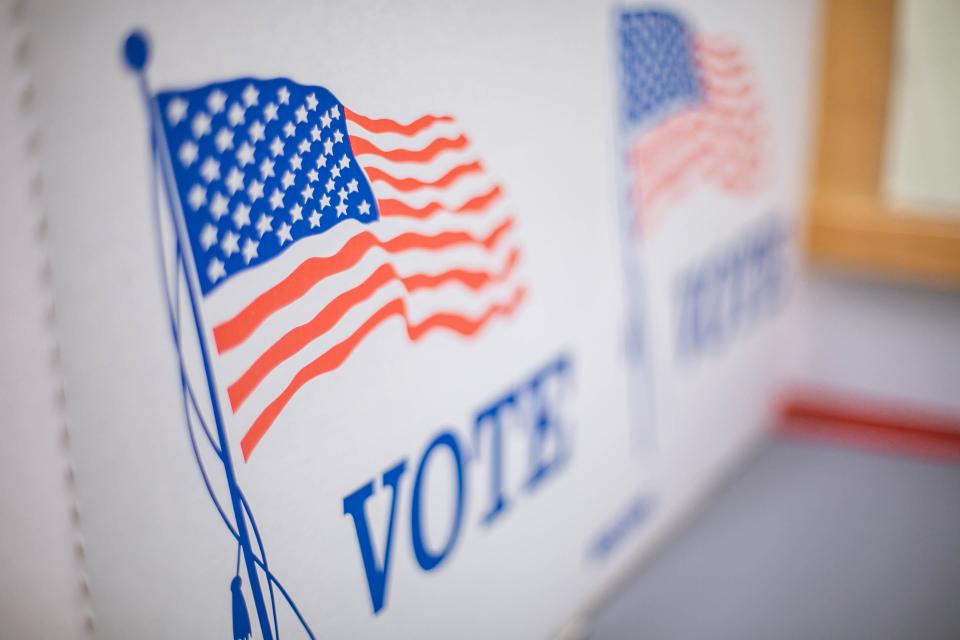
[342,460,407,614]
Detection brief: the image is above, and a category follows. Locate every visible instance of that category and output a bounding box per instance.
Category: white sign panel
[11,0,817,637]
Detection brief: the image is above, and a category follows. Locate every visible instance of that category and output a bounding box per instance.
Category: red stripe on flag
[213,216,516,353]
[226,247,522,410]
[343,109,455,136]
[694,40,740,60]
[240,285,527,460]
[349,134,470,163]
[638,141,710,210]
[629,34,765,233]
[377,184,503,219]
[363,160,484,192]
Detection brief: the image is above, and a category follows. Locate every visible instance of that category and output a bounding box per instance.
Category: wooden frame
[808,0,960,283]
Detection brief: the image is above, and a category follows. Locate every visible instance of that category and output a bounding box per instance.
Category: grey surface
[589,436,960,640]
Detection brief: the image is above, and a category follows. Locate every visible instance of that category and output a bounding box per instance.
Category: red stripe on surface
[778,391,960,462]
[240,285,527,460]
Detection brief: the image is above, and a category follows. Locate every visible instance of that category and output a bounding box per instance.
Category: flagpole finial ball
[123,31,149,72]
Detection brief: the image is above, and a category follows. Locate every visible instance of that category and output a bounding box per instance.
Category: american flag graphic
[618,10,765,232]
[156,79,524,461]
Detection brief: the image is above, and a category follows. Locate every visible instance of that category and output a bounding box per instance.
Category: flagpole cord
[125,30,314,640]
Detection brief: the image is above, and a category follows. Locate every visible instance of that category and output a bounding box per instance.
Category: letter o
[410,430,466,572]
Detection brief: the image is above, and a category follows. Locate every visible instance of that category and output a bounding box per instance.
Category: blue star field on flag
[157,79,379,293]
[618,10,703,128]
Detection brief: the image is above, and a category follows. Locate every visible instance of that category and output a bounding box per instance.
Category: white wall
[787,267,960,415]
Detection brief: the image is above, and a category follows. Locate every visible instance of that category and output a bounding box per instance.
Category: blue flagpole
[124,31,274,640]
[612,11,658,449]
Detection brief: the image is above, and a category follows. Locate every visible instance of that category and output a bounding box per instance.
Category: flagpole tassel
[231,576,252,640]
